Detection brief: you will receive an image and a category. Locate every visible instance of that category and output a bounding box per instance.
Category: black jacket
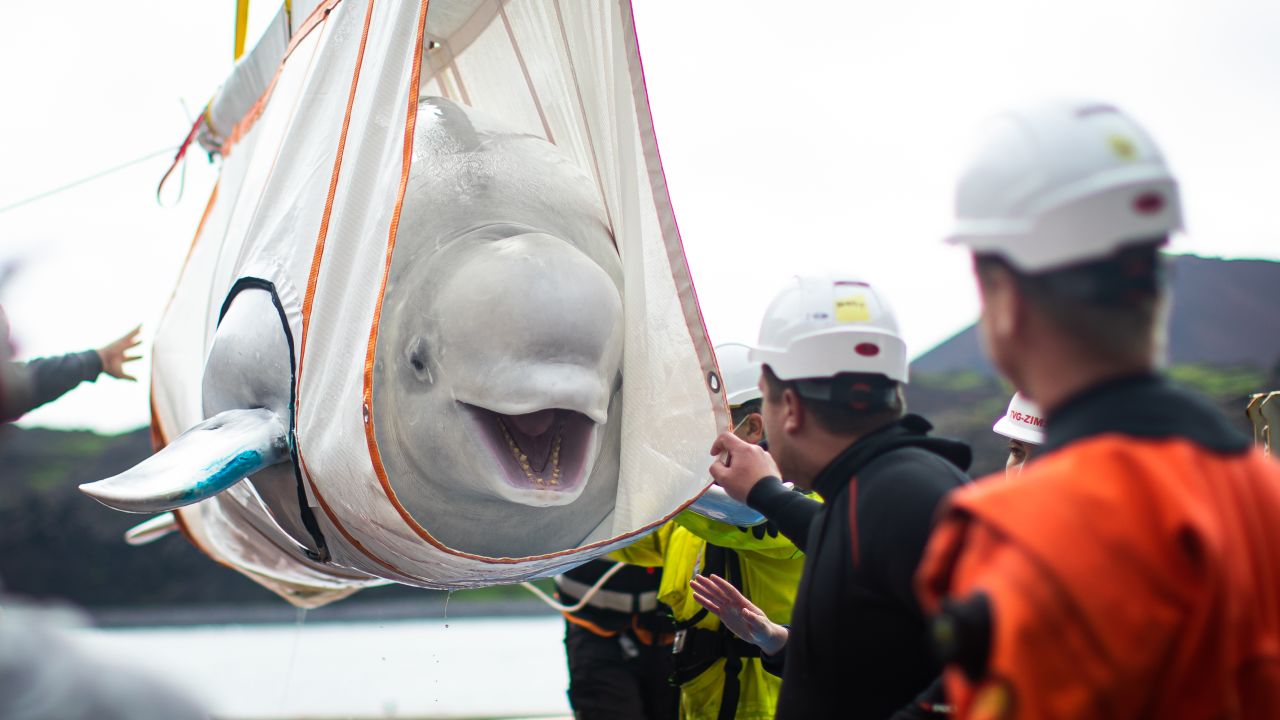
[747,415,971,719]
[2,350,102,422]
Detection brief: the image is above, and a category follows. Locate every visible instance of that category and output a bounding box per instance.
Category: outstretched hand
[97,326,143,382]
[708,430,780,503]
[690,573,788,656]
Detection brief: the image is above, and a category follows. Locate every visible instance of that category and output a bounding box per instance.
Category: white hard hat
[992,392,1046,445]
[749,275,908,383]
[947,99,1182,273]
[715,342,763,406]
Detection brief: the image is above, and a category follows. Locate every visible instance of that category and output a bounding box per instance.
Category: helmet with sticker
[749,275,908,383]
[947,98,1182,273]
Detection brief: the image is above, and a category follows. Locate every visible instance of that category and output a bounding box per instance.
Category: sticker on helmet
[835,293,870,323]
[1107,134,1137,160]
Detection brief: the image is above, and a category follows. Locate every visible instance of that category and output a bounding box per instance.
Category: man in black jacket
[692,275,970,719]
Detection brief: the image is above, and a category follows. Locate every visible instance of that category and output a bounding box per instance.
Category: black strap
[675,543,730,631]
[671,542,760,719]
[718,653,743,720]
[673,607,709,632]
[716,547,745,719]
[217,278,329,561]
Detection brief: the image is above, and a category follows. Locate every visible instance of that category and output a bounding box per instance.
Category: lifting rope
[0,147,176,216]
[518,561,628,614]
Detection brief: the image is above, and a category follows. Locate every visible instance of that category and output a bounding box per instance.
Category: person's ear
[782,388,804,435]
[742,412,765,444]
[977,264,1017,343]
[975,263,1028,377]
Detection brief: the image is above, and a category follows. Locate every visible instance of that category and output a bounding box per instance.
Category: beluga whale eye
[406,336,432,383]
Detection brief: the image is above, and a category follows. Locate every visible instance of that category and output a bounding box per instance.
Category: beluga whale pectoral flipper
[80,407,289,513]
[81,277,318,559]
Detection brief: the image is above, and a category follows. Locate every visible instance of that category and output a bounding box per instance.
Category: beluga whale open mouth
[464,406,599,499]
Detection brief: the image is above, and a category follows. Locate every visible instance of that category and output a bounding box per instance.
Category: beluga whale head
[371,97,624,558]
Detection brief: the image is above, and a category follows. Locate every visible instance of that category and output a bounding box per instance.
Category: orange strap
[562,612,618,638]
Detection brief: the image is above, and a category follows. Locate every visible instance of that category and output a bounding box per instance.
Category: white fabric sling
[149,0,726,606]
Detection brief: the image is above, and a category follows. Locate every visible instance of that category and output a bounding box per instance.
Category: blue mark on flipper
[183,451,264,502]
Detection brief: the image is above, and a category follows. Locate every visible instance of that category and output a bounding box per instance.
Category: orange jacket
[917,376,1280,719]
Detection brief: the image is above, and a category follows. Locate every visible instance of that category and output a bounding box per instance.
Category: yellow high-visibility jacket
[612,509,808,720]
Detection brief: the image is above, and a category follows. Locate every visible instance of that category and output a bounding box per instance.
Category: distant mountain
[912,255,1280,375]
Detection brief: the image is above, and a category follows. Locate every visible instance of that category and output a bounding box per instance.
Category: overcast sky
[1,0,1277,433]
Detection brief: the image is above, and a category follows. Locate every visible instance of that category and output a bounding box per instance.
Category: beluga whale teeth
[469,405,596,496]
[498,414,567,487]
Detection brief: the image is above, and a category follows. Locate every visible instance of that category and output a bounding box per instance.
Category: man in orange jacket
[916,99,1280,719]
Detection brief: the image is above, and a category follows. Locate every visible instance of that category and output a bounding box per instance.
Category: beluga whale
[82,97,624,560]
[371,97,625,556]
[77,0,728,604]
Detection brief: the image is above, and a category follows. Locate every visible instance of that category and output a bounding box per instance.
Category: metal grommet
[707,371,721,394]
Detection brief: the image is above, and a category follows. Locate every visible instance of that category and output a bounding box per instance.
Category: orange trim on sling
[148,391,168,452]
[220,0,346,156]
[361,0,449,554]
[297,451,437,585]
[292,0,424,580]
[298,0,377,369]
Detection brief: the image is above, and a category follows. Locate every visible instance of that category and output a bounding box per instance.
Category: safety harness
[672,544,760,720]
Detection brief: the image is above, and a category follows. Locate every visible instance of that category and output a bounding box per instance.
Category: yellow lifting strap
[234,0,250,60]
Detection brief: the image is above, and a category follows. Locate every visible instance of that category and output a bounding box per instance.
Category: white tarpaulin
[150,0,726,605]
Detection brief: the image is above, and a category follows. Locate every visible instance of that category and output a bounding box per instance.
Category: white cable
[0,147,177,215]
[519,561,628,614]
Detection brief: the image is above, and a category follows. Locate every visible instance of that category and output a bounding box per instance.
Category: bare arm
[689,573,789,656]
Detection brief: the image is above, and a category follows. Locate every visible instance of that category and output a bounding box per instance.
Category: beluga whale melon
[80,0,728,605]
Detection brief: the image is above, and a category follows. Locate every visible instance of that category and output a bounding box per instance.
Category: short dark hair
[974,241,1165,365]
[761,365,904,436]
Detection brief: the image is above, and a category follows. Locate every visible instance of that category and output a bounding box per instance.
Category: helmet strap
[793,373,899,412]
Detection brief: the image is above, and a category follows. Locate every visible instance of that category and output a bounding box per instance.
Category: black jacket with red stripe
[748,414,971,719]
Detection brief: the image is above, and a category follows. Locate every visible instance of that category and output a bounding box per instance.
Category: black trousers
[564,621,679,720]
